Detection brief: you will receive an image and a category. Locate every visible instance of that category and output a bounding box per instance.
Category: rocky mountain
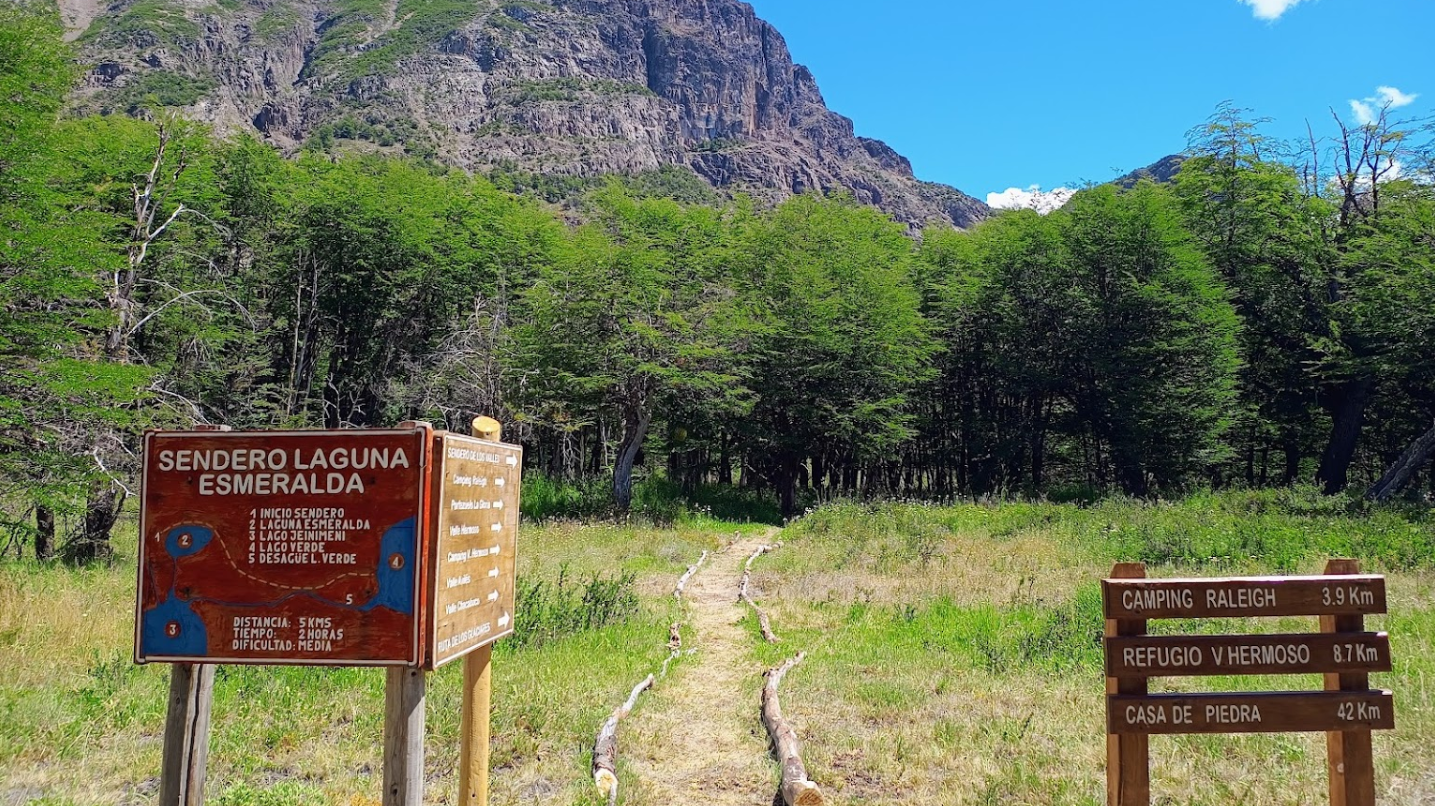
[1113,154,1186,189]
[61,0,989,228]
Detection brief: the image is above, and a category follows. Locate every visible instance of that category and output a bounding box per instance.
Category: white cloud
[1350,85,1420,125]
[1240,0,1306,21]
[986,186,1076,215]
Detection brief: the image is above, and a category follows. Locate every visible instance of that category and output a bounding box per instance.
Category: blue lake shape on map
[165,524,214,557]
[140,524,215,657]
[361,516,416,614]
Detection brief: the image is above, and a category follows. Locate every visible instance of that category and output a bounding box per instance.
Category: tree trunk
[1113,445,1147,497]
[1317,379,1373,495]
[1365,422,1435,501]
[776,454,799,520]
[35,505,55,562]
[75,479,123,563]
[1282,431,1302,486]
[717,432,732,485]
[612,407,651,512]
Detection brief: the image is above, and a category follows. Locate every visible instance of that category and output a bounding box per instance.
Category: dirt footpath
[619,531,781,805]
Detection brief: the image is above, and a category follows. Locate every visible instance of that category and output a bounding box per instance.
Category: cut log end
[783,779,824,806]
[593,768,617,796]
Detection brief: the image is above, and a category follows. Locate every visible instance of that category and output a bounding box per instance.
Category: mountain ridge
[63,0,990,228]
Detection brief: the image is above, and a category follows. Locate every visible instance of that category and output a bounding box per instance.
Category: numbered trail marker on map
[134,427,434,666]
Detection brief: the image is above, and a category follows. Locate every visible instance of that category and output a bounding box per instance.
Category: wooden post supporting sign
[383,666,426,806]
[1323,558,1375,806]
[1105,562,1148,806]
[460,416,502,806]
[159,661,215,806]
[1102,560,1394,806]
[156,423,226,806]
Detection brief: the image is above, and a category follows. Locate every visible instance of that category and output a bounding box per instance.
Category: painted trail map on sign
[135,428,431,666]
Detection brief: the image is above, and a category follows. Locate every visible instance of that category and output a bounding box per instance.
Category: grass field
[2,489,1433,805]
[754,492,1435,805]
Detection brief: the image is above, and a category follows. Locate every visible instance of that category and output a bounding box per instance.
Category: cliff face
[66,0,989,228]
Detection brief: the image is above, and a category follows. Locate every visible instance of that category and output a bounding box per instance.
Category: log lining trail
[620,530,788,805]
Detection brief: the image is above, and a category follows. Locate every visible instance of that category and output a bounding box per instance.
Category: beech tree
[1175,106,1329,485]
[737,194,935,515]
[511,185,754,510]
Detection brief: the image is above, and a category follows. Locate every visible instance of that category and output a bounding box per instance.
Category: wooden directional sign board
[1109,691,1395,734]
[426,432,522,669]
[1102,575,1387,620]
[1105,632,1392,677]
[1102,561,1395,806]
[135,427,432,666]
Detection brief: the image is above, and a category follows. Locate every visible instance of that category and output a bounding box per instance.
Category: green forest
[4,3,1435,563]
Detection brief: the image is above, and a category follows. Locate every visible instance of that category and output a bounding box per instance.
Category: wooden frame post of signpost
[459,415,501,806]
[156,423,228,806]
[1323,558,1375,806]
[1105,562,1149,806]
[382,665,425,806]
[380,420,433,806]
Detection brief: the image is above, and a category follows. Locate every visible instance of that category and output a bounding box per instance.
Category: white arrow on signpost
[494,478,505,488]
[487,590,499,603]
[498,612,510,629]
[505,455,517,466]
[488,567,499,578]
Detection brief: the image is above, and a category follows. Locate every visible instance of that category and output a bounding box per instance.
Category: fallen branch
[593,674,655,804]
[674,550,708,599]
[762,652,822,806]
[739,544,779,642]
[660,647,697,678]
[1366,421,1435,501]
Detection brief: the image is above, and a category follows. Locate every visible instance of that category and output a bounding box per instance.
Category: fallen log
[739,544,779,642]
[593,674,655,804]
[762,652,822,806]
[1366,422,1435,501]
[673,550,708,599]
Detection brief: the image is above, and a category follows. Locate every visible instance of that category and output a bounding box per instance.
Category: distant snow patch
[986,186,1075,215]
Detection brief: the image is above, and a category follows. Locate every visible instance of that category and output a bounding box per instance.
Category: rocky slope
[65,0,989,228]
[1114,154,1186,189]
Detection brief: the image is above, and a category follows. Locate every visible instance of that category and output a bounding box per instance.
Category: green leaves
[919,183,1240,495]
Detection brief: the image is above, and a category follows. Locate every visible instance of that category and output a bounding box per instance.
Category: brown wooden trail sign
[135,426,435,667]
[427,431,522,669]
[1105,632,1392,677]
[1103,560,1394,806]
[137,420,524,806]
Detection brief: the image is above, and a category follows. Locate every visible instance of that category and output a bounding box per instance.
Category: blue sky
[745,0,1433,208]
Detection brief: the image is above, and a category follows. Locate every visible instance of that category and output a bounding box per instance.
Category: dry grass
[3,497,1433,805]
[0,520,720,806]
[754,501,1435,806]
